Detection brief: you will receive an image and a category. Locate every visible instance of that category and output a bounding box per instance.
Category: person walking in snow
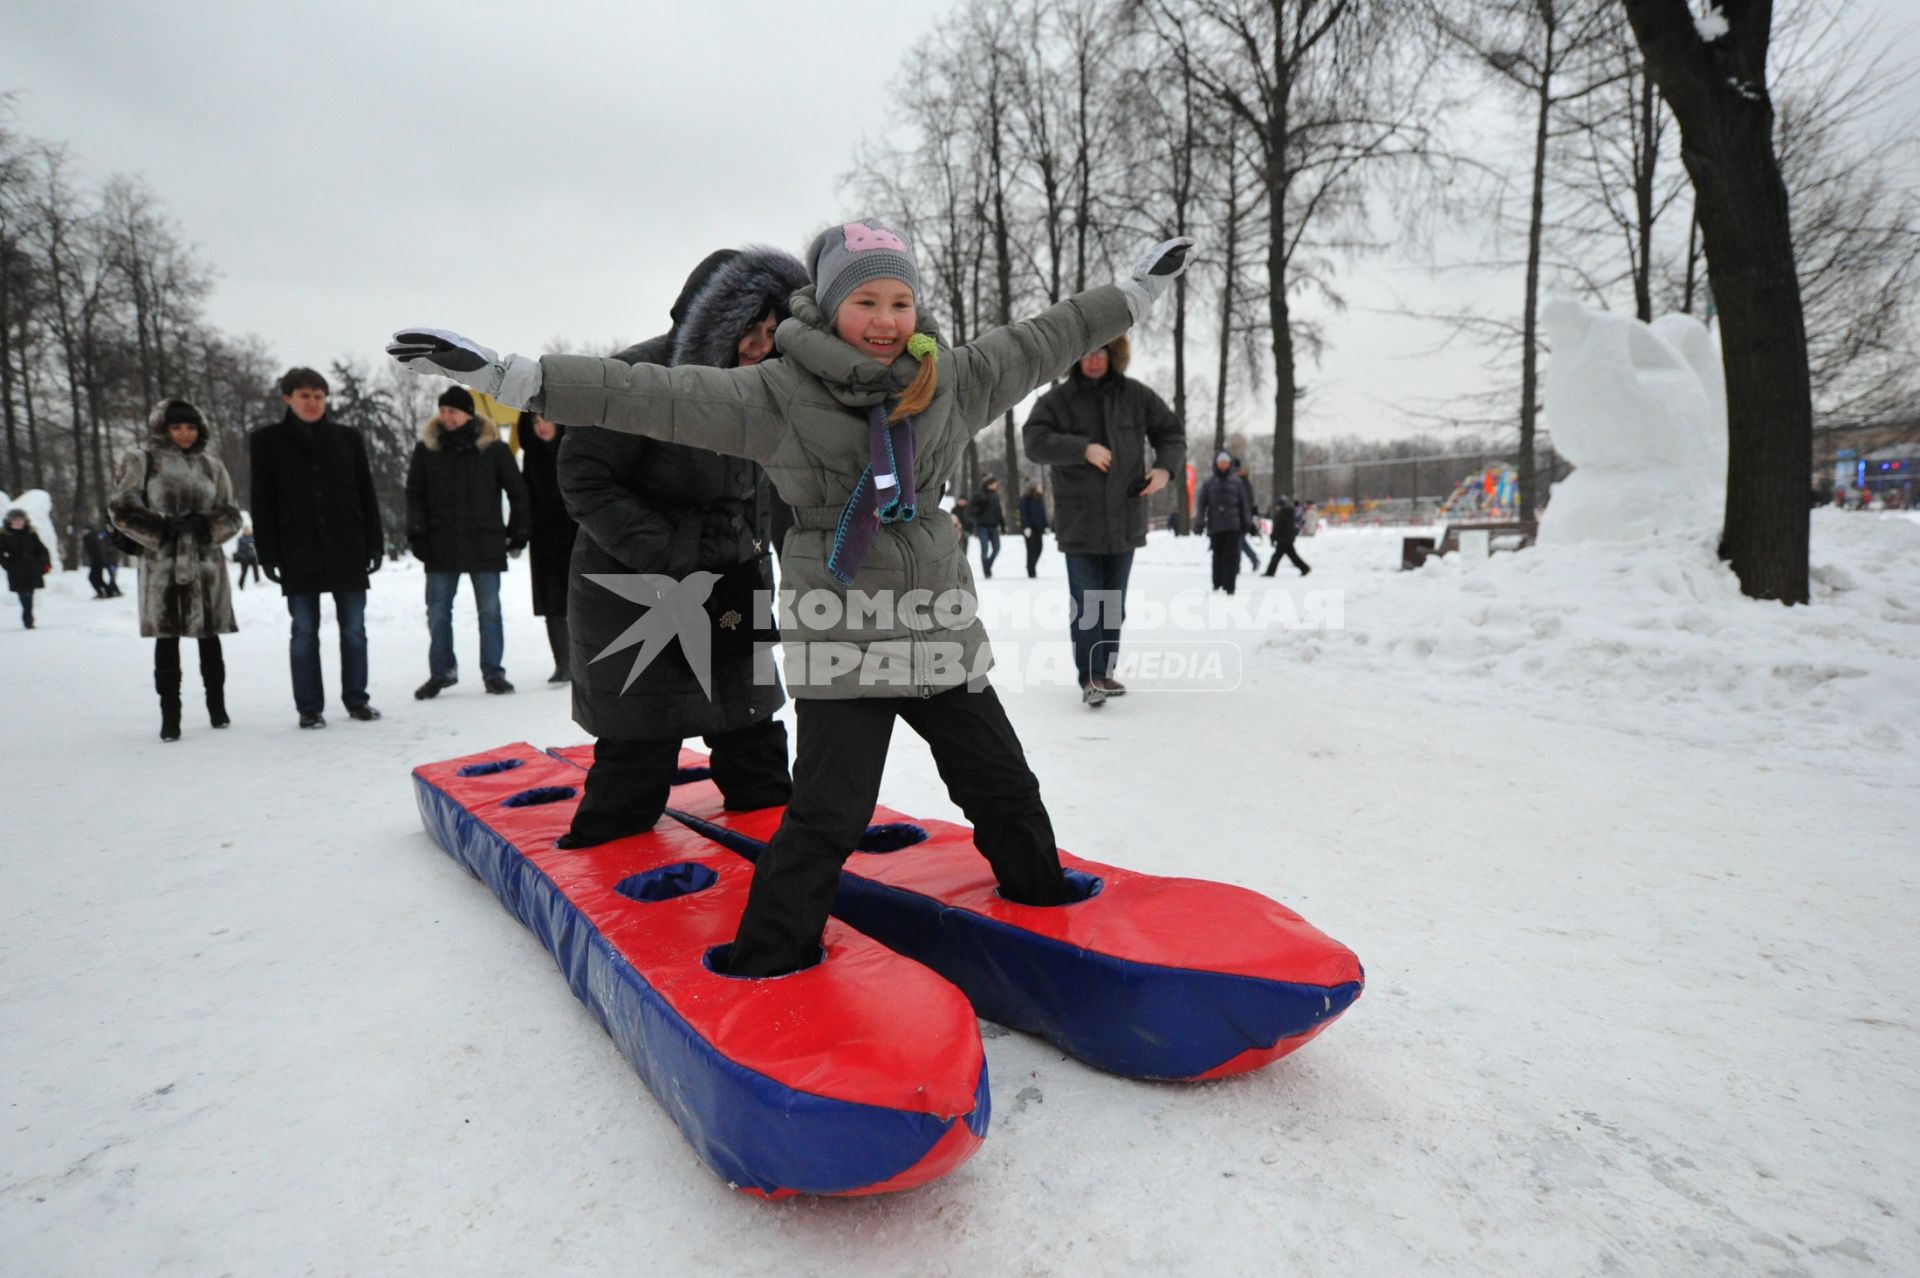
[969,476,1005,578]
[1235,458,1262,572]
[1262,495,1311,577]
[81,523,119,598]
[406,387,528,699]
[1194,450,1255,595]
[108,399,242,740]
[552,248,797,849]
[250,367,387,729]
[1,508,51,628]
[1018,481,1048,578]
[389,217,1194,976]
[233,526,261,589]
[515,412,578,684]
[1021,333,1184,703]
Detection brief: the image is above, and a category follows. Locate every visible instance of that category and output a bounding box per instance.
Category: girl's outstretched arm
[949,285,1132,431]
[387,329,791,462]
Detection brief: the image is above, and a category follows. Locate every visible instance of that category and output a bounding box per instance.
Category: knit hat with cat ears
[809,218,923,320]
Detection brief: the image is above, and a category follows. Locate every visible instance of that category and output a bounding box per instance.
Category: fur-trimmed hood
[421,413,502,451]
[1070,332,1130,383]
[147,399,210,452]
[670,246,811,369]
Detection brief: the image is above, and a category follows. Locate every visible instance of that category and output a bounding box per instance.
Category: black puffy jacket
[404,416,527,573]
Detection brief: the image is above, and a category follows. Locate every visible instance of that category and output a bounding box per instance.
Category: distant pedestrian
[1,508,51,628]
[81,523,120,598]
[1262,495,1311,577]
[1234,458,1260,570]
[970,477,1005,578]
[517,412,578,684]
[407,386,528,699]
[1019,482,1049,577]
[233,526,261,589]
[1194,451,1255,595]
[108,399,242,741]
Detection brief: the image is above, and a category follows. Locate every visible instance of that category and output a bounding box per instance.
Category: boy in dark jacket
[1,508,51,628]
[1018,482,1049,578]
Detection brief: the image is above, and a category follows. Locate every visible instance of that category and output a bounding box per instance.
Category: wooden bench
[1401,520,1538,570]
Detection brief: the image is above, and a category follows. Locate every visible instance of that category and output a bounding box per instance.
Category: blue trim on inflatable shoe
[668,806,1363,1081]
[413,772,978,1195]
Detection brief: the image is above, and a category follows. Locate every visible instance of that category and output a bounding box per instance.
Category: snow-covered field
[4,516,1917,1276]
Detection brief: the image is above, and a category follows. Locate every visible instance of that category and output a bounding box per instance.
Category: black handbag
[107,451,153,556]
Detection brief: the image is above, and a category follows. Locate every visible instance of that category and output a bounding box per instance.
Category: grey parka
[540,283,1133,699]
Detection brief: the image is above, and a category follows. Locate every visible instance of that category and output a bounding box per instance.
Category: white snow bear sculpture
[1539,297,1727,544]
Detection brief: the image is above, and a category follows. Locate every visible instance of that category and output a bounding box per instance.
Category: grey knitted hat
[808,218,922,321]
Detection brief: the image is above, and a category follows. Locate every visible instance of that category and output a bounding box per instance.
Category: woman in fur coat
[108,399,242,741]
[1,508,52,628]
[550,247,803,849]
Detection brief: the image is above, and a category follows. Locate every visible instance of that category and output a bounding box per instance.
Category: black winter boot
[202,638,230,728]
[157,669,183,742]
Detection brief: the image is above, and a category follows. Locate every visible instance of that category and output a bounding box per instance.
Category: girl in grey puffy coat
[390,219,1193,977]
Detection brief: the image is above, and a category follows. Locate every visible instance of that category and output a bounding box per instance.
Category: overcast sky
[3,0,1915,445]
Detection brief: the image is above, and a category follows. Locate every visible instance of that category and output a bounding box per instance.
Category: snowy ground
[4,515,1917,1276]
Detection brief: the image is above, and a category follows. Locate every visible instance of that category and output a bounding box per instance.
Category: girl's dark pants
[725,683,1074,977]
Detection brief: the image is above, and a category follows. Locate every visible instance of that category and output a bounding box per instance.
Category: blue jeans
[288,591,369,714]
[425,571,504,682]
[1064,551,1134,688]
[1240,535,1261,570]
[976,526,1001,575]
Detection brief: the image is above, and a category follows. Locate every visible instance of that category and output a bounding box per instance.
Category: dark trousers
[15,589,33,626]
[288,591,370,714]
[236,560,260,588]
[1208,531,1242,593]
[543,613,571,680]
[1064,550,1134,688]
[566,717,792,846]
[1023,527,1046,577]
[726,684,1074,977]
[88,566,108,596]
[976,526,1001,576]
[1240,535,1260,570]
[1264,540,1310,575]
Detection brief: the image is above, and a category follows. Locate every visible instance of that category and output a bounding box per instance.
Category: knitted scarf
[825,403,918,585]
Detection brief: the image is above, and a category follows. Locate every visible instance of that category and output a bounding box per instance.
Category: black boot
[202,638,230,728]
[157,668,183,742]
[545,614,572,684]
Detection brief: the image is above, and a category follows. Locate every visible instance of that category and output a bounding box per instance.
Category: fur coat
[108,402,242,638]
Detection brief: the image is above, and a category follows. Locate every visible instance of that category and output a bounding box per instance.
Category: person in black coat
[233,526,261,589]
[968,477,1005,577]
[1,508,51,628]
[1018,482,1049,578]
[81,523,121,597]
[516,411,579,683]
[1262,495,1311,577]
[1194,451,1256,595]
[249,367,386,728]
[406,387,528,699]
[553,247,800,848]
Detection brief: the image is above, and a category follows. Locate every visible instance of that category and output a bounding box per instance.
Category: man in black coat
[968,477,1005,577]
[249,367,386,728]
[553,247,796,848]
[1021,334,1185,705]
[1262,495,1311,577]
[406,387,528,699]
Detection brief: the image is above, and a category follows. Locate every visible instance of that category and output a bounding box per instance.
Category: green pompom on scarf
[906,332,938,363]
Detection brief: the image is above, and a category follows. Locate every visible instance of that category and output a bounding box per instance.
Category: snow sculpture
[1539,298,1727,543]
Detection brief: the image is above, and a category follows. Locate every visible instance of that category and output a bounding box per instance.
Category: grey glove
[1117,237,1196,323]
[386,328,543,410]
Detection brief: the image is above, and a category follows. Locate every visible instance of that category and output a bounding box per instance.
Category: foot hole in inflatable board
[857,822,929,853]
[995,867,1105,905]
[457,758,525,777]
[615,862,720,903]
[673,766,713,784]
[502,786,579,808]
[702,943,827,980]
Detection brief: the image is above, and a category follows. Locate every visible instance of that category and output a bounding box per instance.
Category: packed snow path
[4,518,1916,1275]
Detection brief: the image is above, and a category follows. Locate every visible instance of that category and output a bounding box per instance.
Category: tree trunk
[1623,0,1810,604]
[1518,30,1553,526]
